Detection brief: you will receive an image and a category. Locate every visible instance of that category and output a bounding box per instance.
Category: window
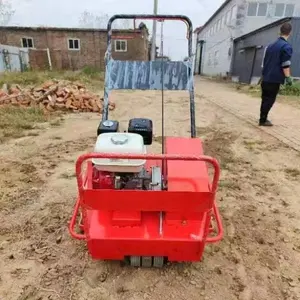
[214,50,219,65]
[216,19,220,31]
[231,5,238,20]
[225,10,231,24]
[21,37,34,48]
[275,4,295,17]
[68,38,80,50]
[257,3,267,16]
[275,3,284,17]
[220,16,224,29]
[247,2,268,16]
[285,4,295,16]
[208,53,212,66]
[224,12,228,25]
[115,40,127,52]
[247,2,257,16]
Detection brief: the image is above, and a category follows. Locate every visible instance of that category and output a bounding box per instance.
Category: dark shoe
[259,120,273,126]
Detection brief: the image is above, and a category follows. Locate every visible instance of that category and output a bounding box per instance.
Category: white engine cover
[92,132,146,173]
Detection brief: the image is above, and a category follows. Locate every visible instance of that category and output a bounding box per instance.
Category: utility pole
[151,0,158,61]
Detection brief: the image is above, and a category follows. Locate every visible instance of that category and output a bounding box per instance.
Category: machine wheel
[141,256,153,268]
[130,256,141,267]
[153,256,164,268]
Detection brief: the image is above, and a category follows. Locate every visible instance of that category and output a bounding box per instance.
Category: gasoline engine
[93,118,162,191]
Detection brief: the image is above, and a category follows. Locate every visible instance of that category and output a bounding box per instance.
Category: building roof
[234,17,296,42]
[195,0,232,35]
[193,26,203,34]
[0,25,143,33]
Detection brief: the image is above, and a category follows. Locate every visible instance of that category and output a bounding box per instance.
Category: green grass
[59,172,76,179]
[280,82,300,96]
[0,69,104,90]
[234,81,300,98]
[0,106,49,142]
[219,179,241,190]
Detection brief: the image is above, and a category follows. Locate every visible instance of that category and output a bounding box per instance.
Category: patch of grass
[153,135,163,144]
[201,128,239,170]
[0,106,49,142]
[219,180,241,191]
[51,136,63,140]
[284,168,300,178]
[280,81,300,96]
[243,139,264,151]
[235,83,261,98]
[27,131,40,137]
[81,66,103,79]
[50,118,64,127]
[234,81,300,105]
[59,172,76,179]
[0,69,104,90]
[0,71,41,86]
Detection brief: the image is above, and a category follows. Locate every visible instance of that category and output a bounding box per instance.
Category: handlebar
[70,152,223,242]
[75,153,220,193]
[107,14,193,57]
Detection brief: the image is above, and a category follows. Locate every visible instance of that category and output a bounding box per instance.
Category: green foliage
[0,69,104,89]
[81,66,99,76]
[280,81,300,96]
[0,106,49,142]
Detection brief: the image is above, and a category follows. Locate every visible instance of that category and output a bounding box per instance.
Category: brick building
[0,25,150,71]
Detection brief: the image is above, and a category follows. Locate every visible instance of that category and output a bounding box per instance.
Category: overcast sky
[8,0,224,60]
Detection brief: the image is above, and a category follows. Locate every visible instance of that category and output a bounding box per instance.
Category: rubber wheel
[153,256,164,268]
[130,256,141,267]
[142,256,153,268]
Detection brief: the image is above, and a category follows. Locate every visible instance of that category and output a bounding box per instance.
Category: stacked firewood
[0,80,115,113]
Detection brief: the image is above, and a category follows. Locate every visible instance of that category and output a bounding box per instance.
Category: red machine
[69,14,223,268]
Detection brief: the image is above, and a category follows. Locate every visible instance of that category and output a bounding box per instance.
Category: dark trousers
[260,81,280,122]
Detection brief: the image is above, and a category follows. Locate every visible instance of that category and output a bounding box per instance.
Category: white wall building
[194,0,300,76]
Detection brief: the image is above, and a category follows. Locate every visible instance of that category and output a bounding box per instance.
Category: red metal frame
[69,150,223,262]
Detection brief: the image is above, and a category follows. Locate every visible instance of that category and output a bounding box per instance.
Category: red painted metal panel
[68,141,223,261]
[81,189,214,212]
[85,210,207,261]
[165,137,211,224]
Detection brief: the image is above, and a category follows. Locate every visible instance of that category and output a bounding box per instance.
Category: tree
[79,11,132,29]
[0,0,15,25]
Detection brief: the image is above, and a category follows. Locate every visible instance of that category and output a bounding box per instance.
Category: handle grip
[206,202,224,243]
[107,14,193,57]
[75,153,220,193]
[68,196,86,240]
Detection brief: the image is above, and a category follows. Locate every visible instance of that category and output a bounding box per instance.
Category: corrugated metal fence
[0,44,30,72]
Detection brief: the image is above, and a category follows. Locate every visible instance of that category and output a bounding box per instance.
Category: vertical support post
[198,40,204,75]
[187,23,196,138]
[150,0,158,61]
[46,48,52,71]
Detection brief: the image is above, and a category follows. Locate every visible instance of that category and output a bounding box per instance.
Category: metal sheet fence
[105,60,193,90]
[0,44,29,72]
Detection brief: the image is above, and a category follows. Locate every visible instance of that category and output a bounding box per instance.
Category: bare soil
[1,87,300,300]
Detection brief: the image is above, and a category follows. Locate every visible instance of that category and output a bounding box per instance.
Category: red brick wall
[28,50,48,70]
[0,27,149,71]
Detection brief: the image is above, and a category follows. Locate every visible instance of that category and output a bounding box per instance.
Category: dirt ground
[1,82,300,300]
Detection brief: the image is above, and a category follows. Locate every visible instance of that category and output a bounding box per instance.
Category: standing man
[259,22,293,126]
